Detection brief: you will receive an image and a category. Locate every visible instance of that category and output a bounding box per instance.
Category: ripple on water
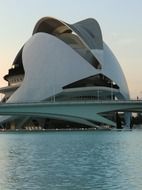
[0,130,142,190]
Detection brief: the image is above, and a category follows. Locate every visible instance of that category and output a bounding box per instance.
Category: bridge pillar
[10,121,16,130]
[124,112,131,128]
[116,112,122,129]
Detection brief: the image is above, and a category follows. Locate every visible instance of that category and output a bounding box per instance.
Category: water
[0,130,142,190]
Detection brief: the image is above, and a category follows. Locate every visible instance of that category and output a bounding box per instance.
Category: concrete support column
[124,112,131,128]
[10,121,16,130]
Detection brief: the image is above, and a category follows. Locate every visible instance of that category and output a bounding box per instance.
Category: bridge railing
[1,99,142,105]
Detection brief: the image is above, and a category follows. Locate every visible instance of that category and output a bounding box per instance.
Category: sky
[0,0,142,99]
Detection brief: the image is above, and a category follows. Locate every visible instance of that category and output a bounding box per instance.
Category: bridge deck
[0,100,142,127]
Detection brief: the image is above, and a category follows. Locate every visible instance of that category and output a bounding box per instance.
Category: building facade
[0,17,130,129]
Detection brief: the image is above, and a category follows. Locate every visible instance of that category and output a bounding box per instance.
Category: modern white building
[0,17,130,129]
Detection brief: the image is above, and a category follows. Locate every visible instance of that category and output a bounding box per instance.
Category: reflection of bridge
[0,100,142,127]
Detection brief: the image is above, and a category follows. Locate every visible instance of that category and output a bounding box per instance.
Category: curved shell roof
[33,17,103,50]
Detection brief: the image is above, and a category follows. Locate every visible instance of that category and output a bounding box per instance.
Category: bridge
[0,100,142,127]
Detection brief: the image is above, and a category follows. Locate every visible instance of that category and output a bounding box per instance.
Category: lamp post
[111,81,113,100]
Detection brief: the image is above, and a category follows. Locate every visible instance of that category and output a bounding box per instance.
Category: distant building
[0,17,130,129]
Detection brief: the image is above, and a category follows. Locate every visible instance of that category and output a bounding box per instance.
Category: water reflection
[0,131,142,189]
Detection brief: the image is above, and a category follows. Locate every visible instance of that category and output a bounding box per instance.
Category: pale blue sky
[0,0,142,98]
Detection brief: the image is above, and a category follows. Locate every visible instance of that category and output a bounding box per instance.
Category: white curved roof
[33,17,103,50]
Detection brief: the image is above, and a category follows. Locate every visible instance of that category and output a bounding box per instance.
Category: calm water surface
[0,130,142,190]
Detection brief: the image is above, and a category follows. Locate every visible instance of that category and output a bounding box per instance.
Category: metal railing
[1,98,142,106]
